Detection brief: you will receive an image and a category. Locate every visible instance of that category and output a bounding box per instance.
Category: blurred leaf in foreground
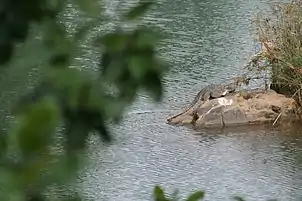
[153,185,168,201]
[233,196,246,201]
[124,0,154,20]
[10,96,60,158]
[186,191,205,201]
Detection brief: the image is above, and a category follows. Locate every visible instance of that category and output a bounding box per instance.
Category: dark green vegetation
[251,0,302,104]
[0,0,288,200]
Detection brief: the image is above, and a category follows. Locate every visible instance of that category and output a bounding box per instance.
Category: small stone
[254,103,266,110]
[256,110,278,119]
[182,118,193,125]
[264,111,278,119]
[243,93,252,100]
[271,105,281,113]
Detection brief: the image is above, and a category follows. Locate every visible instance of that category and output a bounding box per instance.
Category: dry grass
[250,0,302,104]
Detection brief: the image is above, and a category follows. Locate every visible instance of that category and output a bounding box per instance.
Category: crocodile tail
[186,89,203,108]
[166,98,206,123]
[167,89,205,122]
[166,107,191,122]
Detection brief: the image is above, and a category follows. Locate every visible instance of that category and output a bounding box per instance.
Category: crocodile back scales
[167,84,220,121]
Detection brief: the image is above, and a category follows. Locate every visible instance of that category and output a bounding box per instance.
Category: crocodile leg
[166,89,205,122]
[167,90,212,124]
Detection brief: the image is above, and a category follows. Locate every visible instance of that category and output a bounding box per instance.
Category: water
[66,0,302,200]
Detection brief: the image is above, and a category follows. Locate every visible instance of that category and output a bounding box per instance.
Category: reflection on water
[70,0,302,201]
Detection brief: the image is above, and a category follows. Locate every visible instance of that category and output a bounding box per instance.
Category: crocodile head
[216,83,236,97]
[224,83,236,93]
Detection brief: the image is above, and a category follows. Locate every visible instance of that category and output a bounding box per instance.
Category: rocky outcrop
[166,83,236,121]
[166,89,301,128]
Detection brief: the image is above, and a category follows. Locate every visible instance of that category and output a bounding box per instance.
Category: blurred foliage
[153,186,205,201]
[0,0,169,200]
[0,0,278,201]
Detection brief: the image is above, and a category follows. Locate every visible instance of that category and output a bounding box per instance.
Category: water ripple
[69,0,302,201]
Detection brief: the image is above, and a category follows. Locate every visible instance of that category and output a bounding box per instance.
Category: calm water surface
[65,0,302,200]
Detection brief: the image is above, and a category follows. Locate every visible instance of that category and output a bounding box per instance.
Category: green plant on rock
[251,0,302,103]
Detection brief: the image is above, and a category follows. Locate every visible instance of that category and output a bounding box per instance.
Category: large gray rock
[221,108,247,126]
[197,105,224,128]
[167,89,300,128]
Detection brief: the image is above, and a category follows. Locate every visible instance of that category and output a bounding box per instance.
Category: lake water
[64,0,302,200]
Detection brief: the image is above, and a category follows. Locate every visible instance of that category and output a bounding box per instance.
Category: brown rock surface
[166,89,300,128]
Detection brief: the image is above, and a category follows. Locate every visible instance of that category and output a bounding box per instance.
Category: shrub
[250,0,302,103]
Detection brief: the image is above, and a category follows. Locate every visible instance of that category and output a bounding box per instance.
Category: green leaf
[47,68,87,108]
[153,185,167,201]
[88,83,127,120]
[0,169,23,201]
[73,19,98,42]
[43,20,70,49]
[10,96,60,156]
[143,71,163,102]
[42,21,75,66]
[73,0,101,17]
[186,191,205,201]
[42,154,81,186]
[0,133,7,158]
[100,53,124,78]
[124,0,154,20]
[95,32,129,52]
[128,55,149,80]
[135,27,161,49]
[63,121,90,151]
[233,196,246,201]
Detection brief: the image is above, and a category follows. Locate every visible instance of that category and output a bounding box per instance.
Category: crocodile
[167,83,236,123]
